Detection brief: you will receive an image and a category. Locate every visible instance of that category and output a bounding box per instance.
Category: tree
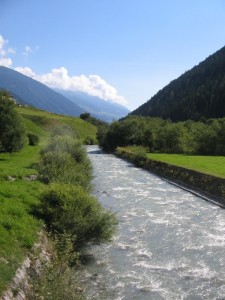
[0,90,26,152]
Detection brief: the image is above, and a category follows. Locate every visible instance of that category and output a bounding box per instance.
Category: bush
[40,136,87,164]
[0,90,26,152]
[37,151,92,189]
[27,233,83,300]
[27,133,39,146]
[83,136,96,145]
[130,146,147,166]
[39,183,117,248]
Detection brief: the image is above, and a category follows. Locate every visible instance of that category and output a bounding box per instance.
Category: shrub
[83,136,96,145]
[0,90,26,152]
[39,183,117,249]
[37,151,92,189]
[40,136,87,164]
[27,133,39,146]
[27,233,83,300]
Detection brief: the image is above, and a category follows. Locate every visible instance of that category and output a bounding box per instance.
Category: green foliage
[83,136,96,145]
[39,183,117,249]
[99,115,225,156]
[0,90,26,152]
[80,112,108,127]
[37,151,92,189]
[40,135,87,163]
[27,233,83,300]
[27,132,39,146]
[0,105,99,295]
[38,133,92,189]
[37,124,117,252]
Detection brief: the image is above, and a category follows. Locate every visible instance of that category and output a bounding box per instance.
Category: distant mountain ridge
[0,66,84,116]
[131,45,225,121]
[55,89,130,122]
[0,66,129,122]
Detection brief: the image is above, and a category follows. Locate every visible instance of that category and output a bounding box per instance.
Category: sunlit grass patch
[147,153,225,179]
[0,179,44,293]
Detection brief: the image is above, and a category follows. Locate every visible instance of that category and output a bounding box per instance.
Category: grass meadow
[147,153,225,179]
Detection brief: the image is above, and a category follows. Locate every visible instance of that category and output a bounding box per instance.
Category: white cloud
[8,48,16,54]
[15,66,128,106]
[25,46,32,53]
[14,66,35,77]
[0,34,127,106]
[0,35,8,56]
[0,57,12,67]
[23,46,32,56]
[0,35,14,66]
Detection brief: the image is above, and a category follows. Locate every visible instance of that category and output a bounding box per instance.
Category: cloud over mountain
[0,33,128,107]
[14,66,128,106]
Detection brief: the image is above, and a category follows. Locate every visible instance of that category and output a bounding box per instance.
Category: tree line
[98,115,225,156]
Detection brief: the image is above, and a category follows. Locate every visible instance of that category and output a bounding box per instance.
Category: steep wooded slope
[131,46,225,121]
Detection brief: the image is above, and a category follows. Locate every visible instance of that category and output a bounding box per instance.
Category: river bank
[115,147,225,208]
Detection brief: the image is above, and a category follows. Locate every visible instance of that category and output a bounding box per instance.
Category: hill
[55,89,130,122]
[0,66,84,116]
[15,105,97,143]
[131,45,225,121]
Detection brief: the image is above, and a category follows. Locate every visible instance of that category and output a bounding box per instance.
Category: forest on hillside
[131,46,225,121]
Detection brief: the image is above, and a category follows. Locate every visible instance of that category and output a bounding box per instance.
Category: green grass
[147,153,225,179]
[0,105,97,295]
[16,105,97,142]
[0,148,44,294]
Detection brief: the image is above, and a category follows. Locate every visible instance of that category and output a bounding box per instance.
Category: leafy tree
[0,90,25,152]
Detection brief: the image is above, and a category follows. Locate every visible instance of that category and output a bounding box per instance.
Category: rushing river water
[80,146,225,300]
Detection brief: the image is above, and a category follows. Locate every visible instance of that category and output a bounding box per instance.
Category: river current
[80,146,225,300]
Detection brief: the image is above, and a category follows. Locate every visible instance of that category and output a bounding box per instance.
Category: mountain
[131,45,225,121]
[55,89,130,122]
[0,66,84,116]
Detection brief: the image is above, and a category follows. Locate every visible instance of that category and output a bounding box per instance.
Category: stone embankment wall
[1,232,50,300]
[116,149,225,207]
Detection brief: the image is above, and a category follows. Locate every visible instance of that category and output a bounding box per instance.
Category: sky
[1,0,225,110]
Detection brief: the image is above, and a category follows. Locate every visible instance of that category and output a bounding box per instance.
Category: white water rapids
[79,146,225,300]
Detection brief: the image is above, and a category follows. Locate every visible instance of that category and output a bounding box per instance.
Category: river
[79,146,225,300]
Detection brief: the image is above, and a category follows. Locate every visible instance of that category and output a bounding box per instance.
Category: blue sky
[1,0,225,110]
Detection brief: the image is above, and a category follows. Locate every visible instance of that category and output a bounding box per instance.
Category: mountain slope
[55,89,130,122]
[0,66,84,116]
[131,45,225,121]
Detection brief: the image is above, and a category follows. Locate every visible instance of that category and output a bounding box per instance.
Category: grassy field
[16,105,97,142]
[147,153,225,179]
[0,105,97,295]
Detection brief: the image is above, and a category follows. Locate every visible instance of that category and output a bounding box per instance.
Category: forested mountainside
[131,45,225,121]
